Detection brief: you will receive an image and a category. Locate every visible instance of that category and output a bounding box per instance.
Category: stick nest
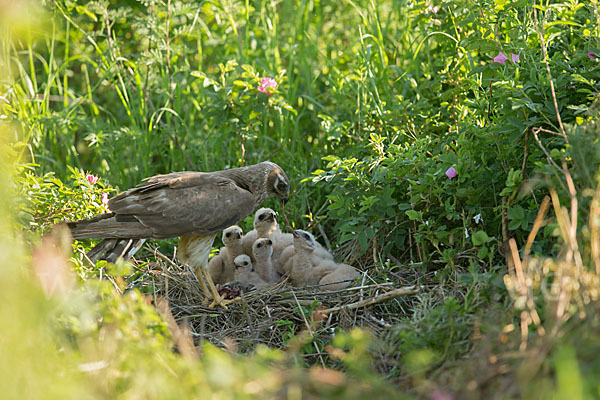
[134,250,420,356]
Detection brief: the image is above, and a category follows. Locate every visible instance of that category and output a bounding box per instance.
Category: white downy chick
[288,229,321,287]
[318,263,360,290]
[233,254,268,289]
[208,225,244,284]
[277,230,334,277]
[242,207,294,265]
[252,238,279,284]
[242,208,278,258]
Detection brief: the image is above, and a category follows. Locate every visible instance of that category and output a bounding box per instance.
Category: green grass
[3,0,600,398]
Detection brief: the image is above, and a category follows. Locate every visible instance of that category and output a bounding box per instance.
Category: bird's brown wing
[108,172,256,238]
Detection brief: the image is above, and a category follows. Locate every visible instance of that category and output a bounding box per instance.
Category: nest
[132,249,420,359]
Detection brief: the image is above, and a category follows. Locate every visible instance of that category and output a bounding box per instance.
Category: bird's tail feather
[67,213,152,240]
[87,238,146,263]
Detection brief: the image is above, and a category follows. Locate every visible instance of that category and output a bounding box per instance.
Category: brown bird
[252,238,279,284]
[207,225,243,285]
[67,161,290,307]
[233,254,268,289]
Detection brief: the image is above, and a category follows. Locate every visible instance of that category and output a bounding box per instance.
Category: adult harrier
[67,161,290,307]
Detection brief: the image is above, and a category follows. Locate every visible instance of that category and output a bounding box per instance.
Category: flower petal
[493,52,508,65]
[86,174,98,185]
[445,167,458,179]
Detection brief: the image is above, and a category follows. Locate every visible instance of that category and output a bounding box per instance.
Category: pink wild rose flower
[258,77,277,96]
[86,174,98,185]
[493,52,508,65]
[589,52,598,59]
[445,167,458,179]
[511,53,520,63]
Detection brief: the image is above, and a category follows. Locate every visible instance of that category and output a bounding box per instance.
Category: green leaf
[405,210,420,220]
[75,5,98,21]
[472,230,490,246]
[507,205,525,220]
[358,231,368,252]
[508,219,521,230]
[397,203,411,210]
[477,246,489,259]
[233,80,249,87]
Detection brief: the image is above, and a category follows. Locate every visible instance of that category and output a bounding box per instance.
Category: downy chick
[318,262,360,290]
[208,225,243,284]
[285,230,337,287]
[277,230,334,277]
[243,207,293,265]
[288,230,315,287]
[233,254,268,289]
[252,238,279,284]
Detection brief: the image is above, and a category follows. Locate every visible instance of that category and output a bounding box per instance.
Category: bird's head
[252,237,273,259]
[293,229,316,252]
[264,162,290,203]
[254,207,277,234]
[222,225,242,245]
[233,254,252,272]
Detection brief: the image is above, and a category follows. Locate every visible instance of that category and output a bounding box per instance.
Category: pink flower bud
[86,174,98,185]
[445,167,457,179]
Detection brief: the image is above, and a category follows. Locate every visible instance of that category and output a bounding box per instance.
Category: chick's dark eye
[257,243,262,248]
[267,240,272,245]
[225,232,231,237]
[243,262,248,266]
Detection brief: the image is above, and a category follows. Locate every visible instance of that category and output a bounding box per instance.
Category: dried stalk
[532,0,567,141]
[523,195,550,260]
[317,286,419,315]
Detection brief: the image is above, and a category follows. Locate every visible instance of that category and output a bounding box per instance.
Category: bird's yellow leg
[203,268,228,308]
[194,266,228,308]
[192,268,212,306]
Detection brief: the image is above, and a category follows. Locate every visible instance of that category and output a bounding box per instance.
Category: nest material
[134,251,419,355]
